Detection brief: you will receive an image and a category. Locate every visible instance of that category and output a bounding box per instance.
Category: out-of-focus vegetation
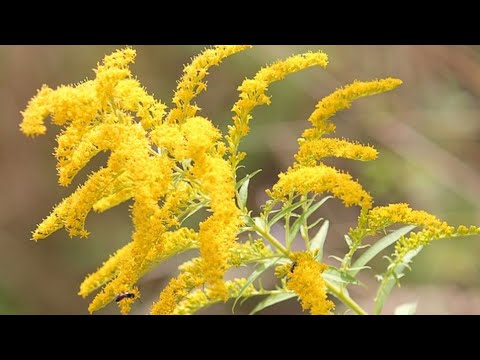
[2,45,480,314]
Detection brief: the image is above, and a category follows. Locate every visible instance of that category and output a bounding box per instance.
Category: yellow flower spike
[268,164,372,210]
[112,78,167,130]
[181,116,222,159]
[86,184,197,313]
[92,185,133,213]
[56,123,118,186]
[79,242,134,298]
[394,224,480,258]
[117,287,140,315]
[32,167,115,239]
[86,230,198,314]
[166,45,252,124]
[347,203,480,266]
[149,122,186,159]
[20,85,53,136]
[287,252,334,315]
[302,78,403,140]
[150,237,271,315]
[20,81,100,138]
[48,82,99,127]
[365,203,447,232]
[172,278,257,315]
[227,239,274,267]
[21,47,139,141]
[152,240,270,315]
[143,227,199,265]
[295,138,378,167]
[150,258,205,315]
[112,78,154,113]
[274,263,292,279]
[191,153,243,299]
[227,51,329,164]
[94,48,136,110]
[32,197,72,241]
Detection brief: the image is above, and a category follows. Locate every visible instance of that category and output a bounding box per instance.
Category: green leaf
[249,292,297,315]
[323,267,361,287]
[329,255,344,264]
[287,196,332,247]
[350,225,416,277]
[237,170,262,209]
[307,217,324,230]
[394,301,418,315]
[373,246,423,315]
[232,257,280,313]
[180,201,206,225]
[236,169,262,190]
[238,179,250,209]
[311,220,329,261]
[344,235,353,247]
[253,217,267,232]
[267,199,309,227]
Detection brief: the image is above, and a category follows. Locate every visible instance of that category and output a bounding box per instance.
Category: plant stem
[252,222,368,315]
[324,279,367,315]
[300,194,311,248]
[253,222,292,258]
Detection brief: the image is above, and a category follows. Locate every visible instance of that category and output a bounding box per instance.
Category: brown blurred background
[2,45,480,314]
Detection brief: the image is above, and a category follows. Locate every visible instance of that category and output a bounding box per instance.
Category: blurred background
[2,45,480,315]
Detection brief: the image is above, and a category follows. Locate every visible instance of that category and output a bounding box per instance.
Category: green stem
[300,194,310,248]
[285,210,291,250]
[251,222,368,315]
[325,279,367,315]
[253,223,292,258]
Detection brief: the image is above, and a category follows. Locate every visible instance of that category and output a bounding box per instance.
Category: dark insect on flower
[290,261,297,273]
[115,292,136,302]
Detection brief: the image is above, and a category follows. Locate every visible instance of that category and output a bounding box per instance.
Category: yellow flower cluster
[268,78,402,211]
[295,138,378,167]
[226,51,329,168]
[172,278,257,315]
[267,164,373,209]
[166,45,252,124]
[150,240,273,314]
[287,253,334,315]
[23,45,475,316]
[352,203,480,260]
[302,78,403,140]
[21,46,253,313]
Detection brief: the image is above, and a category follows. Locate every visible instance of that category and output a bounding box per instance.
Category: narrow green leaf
[394,302,418,315]
[250,292,297,315]
[267,199,309,227]
[238,178,251,209]
[311,220,329,261]
[344,235,353,247]
[350,225,416,277]
[180,201,206,225]
[323,267,361,287]
[253,217,267,232]
[329,255,344,263]
[347,265,371,272]
[373,246,423,314]
[288,196,332,247]
[232,257,280,313]
[237,170,262,209]
[307,217,324,230]
[236,169,262,190]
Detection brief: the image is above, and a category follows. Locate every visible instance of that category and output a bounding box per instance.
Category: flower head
[268,164,372,209]
[287,253,334,315]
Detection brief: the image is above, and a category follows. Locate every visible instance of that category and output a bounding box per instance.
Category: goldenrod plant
[20,46,480,315]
